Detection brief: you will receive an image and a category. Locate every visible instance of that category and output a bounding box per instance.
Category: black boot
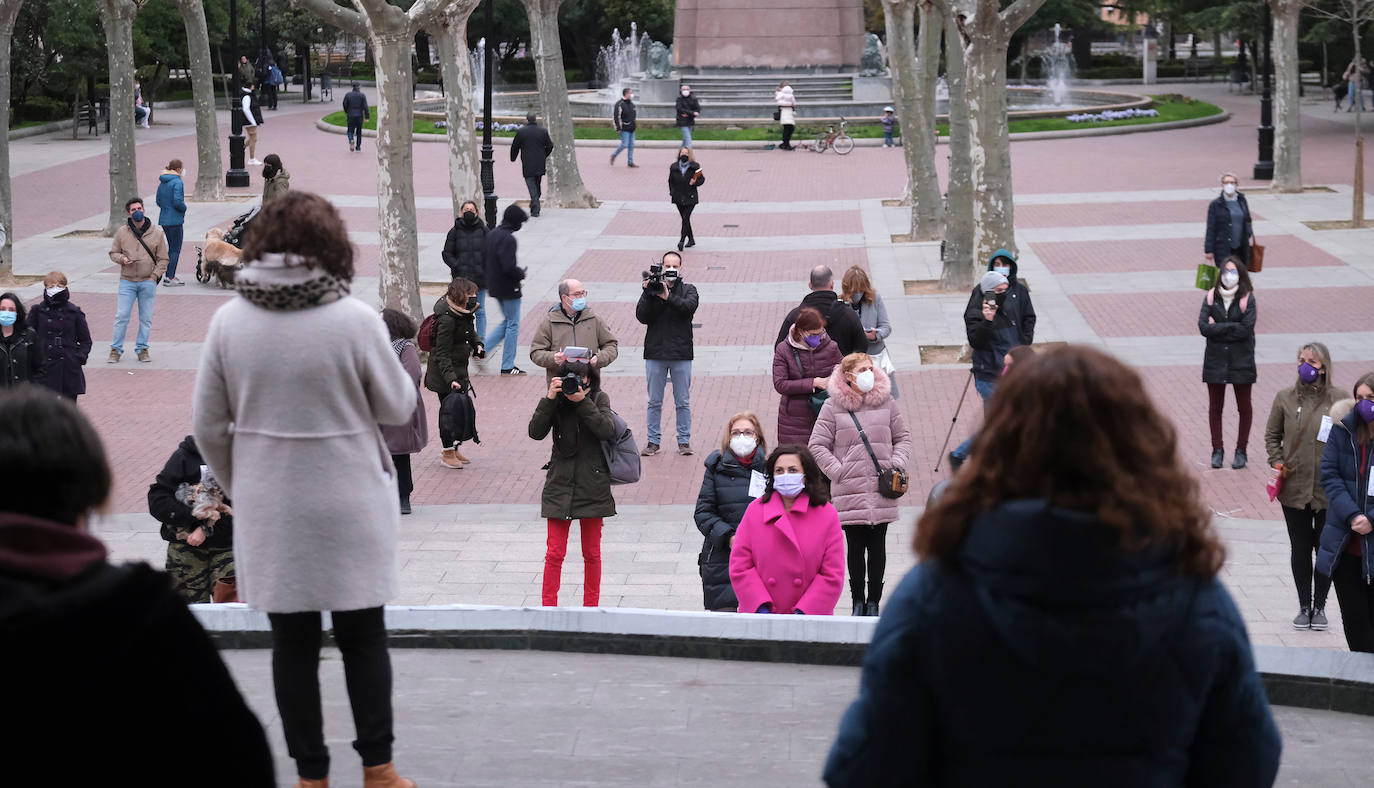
[1232,449,1248,470]
[1210,448,1224,469]
[867,582,882,616]
[851,602,865,616]
[864,601,880,617]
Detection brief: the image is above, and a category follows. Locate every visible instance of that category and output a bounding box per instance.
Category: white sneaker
[248,159,262,166]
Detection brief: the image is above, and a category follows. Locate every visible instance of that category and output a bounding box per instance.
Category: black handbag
[849,412,908,499]
[791,347,830,414]
[773,107,782,121]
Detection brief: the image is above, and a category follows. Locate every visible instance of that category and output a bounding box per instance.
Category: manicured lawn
[321,96,1222,142]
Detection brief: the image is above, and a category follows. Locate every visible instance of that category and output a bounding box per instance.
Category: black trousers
[391,454,413,498]
[843,523,888,604]
[1332,557,1374,653]
[265,83,279,109]
[1281,504,1331,610]
[677,203,695,243]
[781,124,795,147]
[267,607,394,779]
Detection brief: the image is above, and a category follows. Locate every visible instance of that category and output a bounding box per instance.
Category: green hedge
[12,96,70,125]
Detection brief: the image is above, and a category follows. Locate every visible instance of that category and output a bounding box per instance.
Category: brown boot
[452,446,471,464]
[440,448,463,469]
[362,762,416,788]
[292,778,329,788]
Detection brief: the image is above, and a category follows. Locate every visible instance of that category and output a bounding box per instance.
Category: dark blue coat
[1317,403,1374,582]
[483,221,525,300]
[963,255,1035,382]
[1204,193,1253,266]
[693,448,766,610]
[824,500,1281,788]
[27,290,89,397]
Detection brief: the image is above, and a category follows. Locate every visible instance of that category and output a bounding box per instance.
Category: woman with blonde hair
[27,271,91,401]
[809,352,911,616]
[694,411,769,611]
[840,266,896,397]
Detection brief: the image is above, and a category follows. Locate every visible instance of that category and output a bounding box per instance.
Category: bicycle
[812,117,855,155]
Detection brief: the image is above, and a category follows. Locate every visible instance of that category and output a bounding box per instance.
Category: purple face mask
[1358,399,1374,424]
[1298,362,1321,385]
[803,333,823,349]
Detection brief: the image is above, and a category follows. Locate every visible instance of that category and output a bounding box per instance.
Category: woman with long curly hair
[825,346,1280,787]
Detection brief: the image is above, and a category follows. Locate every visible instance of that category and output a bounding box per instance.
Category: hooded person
[482,204,530,374]
[441,200,489,338]
[1317,374,1374,653]
[261,154,290,204]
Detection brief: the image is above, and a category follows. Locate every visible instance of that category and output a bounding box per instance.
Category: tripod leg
[934,371,976,472]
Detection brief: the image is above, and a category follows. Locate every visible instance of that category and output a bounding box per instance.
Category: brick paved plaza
[9,82,1374,644]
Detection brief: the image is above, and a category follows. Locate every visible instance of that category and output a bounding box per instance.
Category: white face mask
[1220,270,1239,288]
[1222,183,1237,196]
[45,286,66,297]
[681,90,690,96]
[729,434,757,457]
[773,473,806,497]
[853,370,875,392]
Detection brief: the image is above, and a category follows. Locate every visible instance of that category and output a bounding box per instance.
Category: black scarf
[235,253,351,311]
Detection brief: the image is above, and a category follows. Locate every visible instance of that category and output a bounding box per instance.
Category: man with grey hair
[775,264,868,355]
[529,277,619,380]
[510,113,554,217]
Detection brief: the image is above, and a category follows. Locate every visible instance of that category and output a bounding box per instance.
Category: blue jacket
[824,499,1281,788]
[1317,400,1374,581]
[155,173,186,226]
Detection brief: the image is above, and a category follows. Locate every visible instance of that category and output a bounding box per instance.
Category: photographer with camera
[636,251,700,456]
[948,253,1036,471]
[528,359,618,607]
[530,278,619,381]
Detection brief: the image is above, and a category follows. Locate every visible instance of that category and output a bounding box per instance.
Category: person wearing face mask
[668,147,705,251]
[425,278,484,470]
[1318,373,1374,652]
[809,353,911,616]
[0,291,46,389]
[675,84,701,147]
[840,265,896,397]
[694,412,770,612]
[107,197,168,364]
[510,113,554,217]
[483,204,530,374]
[529,359,619,607]
[530,277,620,381]
[1199,256,1258,469]
[27,271,90,401]
[636,251,700,456]
[729,446,845,615]
[1265,343,1337,632]
[1204,173,1254,269]
[776,265,869,356]
[775,81,797,150]
[774,307,843,447]
[610,87,638,167]
[260,153,290,204]
[441,200,489,340]
[155,159,188,286]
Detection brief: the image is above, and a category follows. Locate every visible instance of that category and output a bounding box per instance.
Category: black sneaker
[1292,608,1311,629]
[1310,608,1329,630]
[500,367,527,375]
[678,443,693,456]
[641,443,660,457]
[400,496,412,515]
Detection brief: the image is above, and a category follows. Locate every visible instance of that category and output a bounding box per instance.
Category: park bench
[75,99,109,136]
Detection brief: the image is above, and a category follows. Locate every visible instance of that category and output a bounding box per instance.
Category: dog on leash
[196,227,242,288]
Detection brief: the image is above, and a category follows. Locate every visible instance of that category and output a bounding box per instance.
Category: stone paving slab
[1071,287,1374,338]
[1032,235,1350,276]
[600,209,864,238]
[1016,199,1262,228]
[565,247,870,283]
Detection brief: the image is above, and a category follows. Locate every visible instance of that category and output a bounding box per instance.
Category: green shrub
[350,61,375,79]
[13,96,70,125]
[416,66,440,84]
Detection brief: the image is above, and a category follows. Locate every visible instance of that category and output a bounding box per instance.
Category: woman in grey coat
[841,266,897,398]
[192,192,419,788]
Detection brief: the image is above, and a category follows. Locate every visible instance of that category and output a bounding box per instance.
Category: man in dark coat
[1204,173,1254,268]
[636,250,700,456]
[342,82,370,152]
[441,200,488,337]
[510,113,554,217]
[147,435,236,603]
[775,265,868,356]
[675,84,701,147]
[482,204,529,374]
[611,87,638,167]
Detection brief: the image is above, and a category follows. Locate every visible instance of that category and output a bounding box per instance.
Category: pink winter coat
[772,333,843,447]
[809,366,912,526]
[729,492,845,615]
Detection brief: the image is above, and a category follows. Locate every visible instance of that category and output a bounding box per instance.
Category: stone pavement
[217,648,1373,787]
[8,81,1374,644]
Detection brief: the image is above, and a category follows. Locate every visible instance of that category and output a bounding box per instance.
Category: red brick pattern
[32,291,233,342]
[1016,200,1260,228]
[515,300,795,347]
[565,248,869,283]
[1032,235,1346,275]
[600,210,863,238]
[1071,287,1374,338]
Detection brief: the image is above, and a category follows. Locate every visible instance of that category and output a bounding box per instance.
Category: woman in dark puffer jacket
[694,411,769,611]
[441,200,489,338]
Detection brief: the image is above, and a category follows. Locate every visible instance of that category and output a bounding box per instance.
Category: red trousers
[542,518,603,606]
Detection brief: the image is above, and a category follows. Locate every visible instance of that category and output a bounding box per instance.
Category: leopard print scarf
[235,252,351,310]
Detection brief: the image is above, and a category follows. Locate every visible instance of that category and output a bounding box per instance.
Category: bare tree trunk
[432,0,482,217]
[1354,17,1366,227]
[520,0,597,208]
[940,3,976,290]
[0,0,23,271]
[912,6,945,240]
[174,0,224,201]
[98,0,141,236]
[1271,0,1302,192]
[885,0,920,208]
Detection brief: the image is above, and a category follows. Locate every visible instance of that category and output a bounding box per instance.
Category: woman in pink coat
[730,445,845,615]
[810,353,911,617]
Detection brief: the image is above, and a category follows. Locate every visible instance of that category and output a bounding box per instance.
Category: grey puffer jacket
[808,367,911,526]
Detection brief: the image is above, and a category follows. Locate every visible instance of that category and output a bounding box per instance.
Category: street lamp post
[481,0,498,228]
[226,0,250,187]
[1253,4,1275,180]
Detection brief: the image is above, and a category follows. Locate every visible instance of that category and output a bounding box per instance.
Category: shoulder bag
[849,411,908,499]
[791,347,829,414]
[131,228,162,283]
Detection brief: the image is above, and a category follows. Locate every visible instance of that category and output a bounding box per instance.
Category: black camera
[642,263,664,287]
[560,373,583,396]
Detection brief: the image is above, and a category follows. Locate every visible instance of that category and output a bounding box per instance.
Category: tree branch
[999,0,1049,39]
[409,0,458,27]
[291,0,366,36]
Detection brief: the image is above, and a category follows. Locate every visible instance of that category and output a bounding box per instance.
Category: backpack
[601,410,641,485]
[417,313,438,352]
[439,387,479,445]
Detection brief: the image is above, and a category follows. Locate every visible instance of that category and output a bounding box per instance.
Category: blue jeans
[645,360,692,446]
[612,131,635,163]
[883,130,894,147]
[951,377,998,460]
[346,116,364,147]
[680,126,693,147]
[1351,81,1366,110]
[112,278,157,354]
[475,287,488,341]
[524,176,542,216]
[484,296,521,371]
[161,223,183,279]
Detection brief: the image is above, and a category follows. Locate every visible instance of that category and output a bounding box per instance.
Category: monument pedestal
[673,0,864,71]
[853,76,893,103]
[636,77,683,106]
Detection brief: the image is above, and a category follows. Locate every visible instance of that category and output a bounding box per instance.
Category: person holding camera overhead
[668,147,705,251]
[530,278,619,381]
[529,359,618,607]
[637,251,700,457]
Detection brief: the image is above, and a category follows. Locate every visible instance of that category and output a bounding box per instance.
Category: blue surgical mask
[571,297,587,312]
[0,311,15,327]
[773,473,806,497]
[993,265,1011,278]
[131,210,145,223]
